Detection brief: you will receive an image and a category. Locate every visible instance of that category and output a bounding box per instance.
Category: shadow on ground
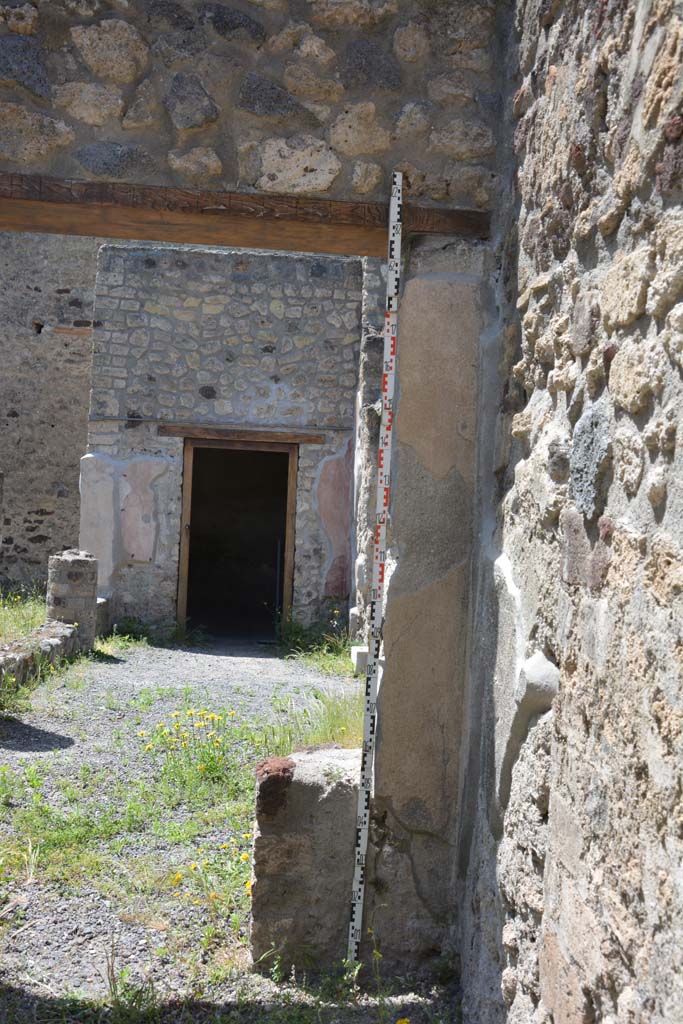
[0,718,74,753]
[0,982,461,1023]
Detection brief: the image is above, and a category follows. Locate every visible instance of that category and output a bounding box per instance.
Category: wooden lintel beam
[0,173,490,257]
[158,424,327,445]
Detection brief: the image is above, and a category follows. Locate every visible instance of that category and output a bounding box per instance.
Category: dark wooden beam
[158,424,327,445]
[0,173,490,257]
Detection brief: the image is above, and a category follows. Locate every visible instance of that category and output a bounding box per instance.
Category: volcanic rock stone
[151,29,208,66]
[352,160,382,193]
[609,337,665,414]
[0,34,49,98]
[0,101,74,163]
[145,0,195,31]
[428,73,473,107]
[122,77,157,129]
[341,39,401,90]
[0,2,38,34]
[75,141,156,179]
[237,71,313,122]
[569,399,612,520]
[283,64,343,103]
[54,82,124,126]
[168,146,222,181]
[308,0,398,29]
[393,23,430,63]
[601,247,654,330]
[163,72,219,130]
[251,134,341,193]
[71,20,149,84]
[429,120,494,160]
[199,3,265,43]
[394,101,430,137]
[329,102,390,156]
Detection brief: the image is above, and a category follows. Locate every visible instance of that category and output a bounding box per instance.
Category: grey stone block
[200,3,265,43]
[341,40,401,91]
[163,72,219,130]
[75,142,156,180]
[250,748,359,972]
[0,35,50,99]
[238,72,314,122]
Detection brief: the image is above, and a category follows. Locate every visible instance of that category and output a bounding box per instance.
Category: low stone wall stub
[0,620,80,696]
[46,549,98,652]
[250,747,359,973]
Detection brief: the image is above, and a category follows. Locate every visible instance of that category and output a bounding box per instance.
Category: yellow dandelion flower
[240,852,249,863]
[242,832,251,839]
[208,731,216,738]
[145,742,154,751]
[245,879,251,894]
[173,891,181,898]
[228,711,236,718]
[156,722,165,729]
[172,711,180,718]
[396,1018,410,1024]
[172,871,182,885]
[181,732,189,739]
[198,847,204,853]
[209,891,217,901]
[181,742,188,748]
[202,859,208,867]
[190,862,198,871]
[219,843,229,850]
[198,764,206,772]
[187,709,195,716]
[137,730,147,737]
[193,899,200,905]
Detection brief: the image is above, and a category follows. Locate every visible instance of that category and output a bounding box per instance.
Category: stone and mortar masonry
[460,2,683,1023]
[0,0,498,210]
[0,230,110,587]
[1,548,98,694]
[82,242,364,627]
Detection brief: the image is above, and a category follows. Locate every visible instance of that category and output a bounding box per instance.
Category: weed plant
[278,608,354,676]
[0,584,45,642]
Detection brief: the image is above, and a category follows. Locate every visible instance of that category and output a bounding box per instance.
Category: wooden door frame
[176,438,298,628]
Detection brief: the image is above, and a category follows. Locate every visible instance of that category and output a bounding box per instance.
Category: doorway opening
[177,440,297,641]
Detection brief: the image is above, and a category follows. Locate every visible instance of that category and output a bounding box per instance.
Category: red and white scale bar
[348,170,403,963]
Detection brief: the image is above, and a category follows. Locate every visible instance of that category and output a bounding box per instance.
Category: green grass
[0,689,363,947]
[279,613,354,676]
[0,584,45,642]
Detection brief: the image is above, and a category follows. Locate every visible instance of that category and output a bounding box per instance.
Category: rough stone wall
[460,2,683,1022]
[0,231,106,587]
[82,242,363,626]
[0,0,498,208]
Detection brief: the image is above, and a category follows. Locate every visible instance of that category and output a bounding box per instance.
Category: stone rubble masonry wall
[0,0,498,210]
[45,548,98,651]
[0,230,109,588]
[0,619,80,696]
[250,747,359,971]
[460,2,683,1023]
[82,242,364,627]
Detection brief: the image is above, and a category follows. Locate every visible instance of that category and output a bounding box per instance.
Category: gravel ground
[0,640,458,1022]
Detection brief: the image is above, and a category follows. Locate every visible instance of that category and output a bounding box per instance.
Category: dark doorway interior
[186,447,289,640]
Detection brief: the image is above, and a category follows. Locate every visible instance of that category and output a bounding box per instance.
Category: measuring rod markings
[347,171,403,963]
